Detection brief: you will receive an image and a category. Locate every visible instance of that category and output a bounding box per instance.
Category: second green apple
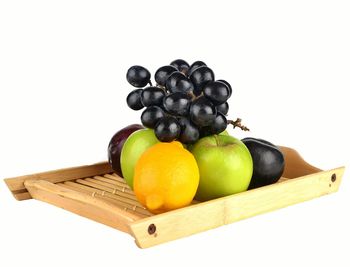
[191,134,253,201]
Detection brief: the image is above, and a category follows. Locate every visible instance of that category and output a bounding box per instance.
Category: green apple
[120,129,159,189]
[191,135,253,201]
[219,130,229,136]
[186,131,228,153]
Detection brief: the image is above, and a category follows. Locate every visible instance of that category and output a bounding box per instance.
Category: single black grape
[217,79,232,97]
[163,92,191,116]
[200,112,227,136]
[189,66,215,96]
[126,89,144,110]
[165,71,194,94]
[210,112,227,134]
[155,65,178,86]
[216,102,229,115]
[189,96,217,127]
[126,65,151,88]
[188,61,207,76]
[178,117,200,144]
[170,59,190,75]
[154,117,181,142]
[141,87,166,107]
[203,81,230,105]
[141,106,165,128]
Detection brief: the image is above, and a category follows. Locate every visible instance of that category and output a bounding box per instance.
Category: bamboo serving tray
[4,146,344,248]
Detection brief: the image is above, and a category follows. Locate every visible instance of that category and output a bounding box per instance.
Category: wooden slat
[93,175,132,192]
[24,180,138,233]
[76,179,138,202]
[4,162,112,201]
[63,181,142,208]
[130,167,344,248]
[86,177,134,195]
[58,182,93,194]
[106,173,126,183]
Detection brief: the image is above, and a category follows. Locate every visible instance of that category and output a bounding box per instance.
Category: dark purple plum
[241,138,285,189]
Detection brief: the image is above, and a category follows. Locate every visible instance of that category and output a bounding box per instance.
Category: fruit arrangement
[108,59,285,214]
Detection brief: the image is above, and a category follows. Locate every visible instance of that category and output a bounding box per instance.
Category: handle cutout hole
[331,174,337,183]
[148,223,156,235]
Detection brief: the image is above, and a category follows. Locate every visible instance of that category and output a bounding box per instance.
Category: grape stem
[188,91,203,101]
[148,80,153,86]
[157,84,167,93]
[227,118,250,131]
[188,91,196,100]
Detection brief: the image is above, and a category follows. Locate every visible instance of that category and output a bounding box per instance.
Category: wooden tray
[4,146,344,248]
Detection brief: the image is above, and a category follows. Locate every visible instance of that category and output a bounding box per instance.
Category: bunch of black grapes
[125,59,234,143]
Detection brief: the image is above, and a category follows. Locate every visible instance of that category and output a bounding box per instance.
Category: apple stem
[213,134,220,145]
[227,118,250,131]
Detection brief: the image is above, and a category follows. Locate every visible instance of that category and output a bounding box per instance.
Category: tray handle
[279,146,321,178]
[24,180,138,233]
[4,162,112,201]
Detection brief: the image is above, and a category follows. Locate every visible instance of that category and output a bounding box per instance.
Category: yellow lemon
[134,141,199,214]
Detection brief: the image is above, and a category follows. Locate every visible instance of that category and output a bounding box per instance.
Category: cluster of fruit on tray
[108,59,285,214]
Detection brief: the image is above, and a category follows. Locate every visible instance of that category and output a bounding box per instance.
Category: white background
[1,1,349,266]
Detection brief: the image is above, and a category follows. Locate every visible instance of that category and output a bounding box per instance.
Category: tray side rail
[130,167,344,248]
[24,179,140,233]
[4,162,112,201]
